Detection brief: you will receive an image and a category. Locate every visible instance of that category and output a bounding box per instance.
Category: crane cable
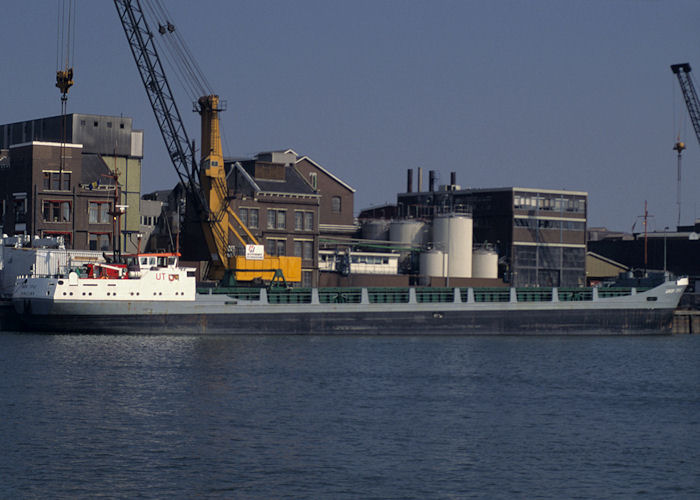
[56,0,76,174]
[140,0,230,158]
[141,0,213,101]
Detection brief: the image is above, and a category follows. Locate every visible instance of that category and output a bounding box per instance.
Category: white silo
[472,247,499,279]
[432,215,472,278]
[420,249,448,277]
[389,220,427,249]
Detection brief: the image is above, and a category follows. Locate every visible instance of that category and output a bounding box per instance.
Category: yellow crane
[114,0,300,283]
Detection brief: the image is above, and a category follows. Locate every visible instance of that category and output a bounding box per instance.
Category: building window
[141,215,156,226]
[89,233,110,251]
[266,238,286,256]
[249,208,259,229]
[267,209,286,229]
[304,212,313,231]
[294,211,314,231]
[42,200,71,223]
[89,201,111,224]
[331,196,341,214]
[239,207,259,229]
[13,197,26,223]
[294,240,313,261]
[309,172,318,190]
[42,170,71,191]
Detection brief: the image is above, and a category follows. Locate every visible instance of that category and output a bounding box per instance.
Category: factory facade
[392,172,588,287]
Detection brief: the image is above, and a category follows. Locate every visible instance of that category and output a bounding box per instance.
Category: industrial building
[0,114,143,252]
[358,169,588,287]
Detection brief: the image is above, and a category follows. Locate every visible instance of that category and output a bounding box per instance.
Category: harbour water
[0,332,698,498]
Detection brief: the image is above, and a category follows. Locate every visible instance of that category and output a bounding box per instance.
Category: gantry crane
[113,0,300,283]
[670,63,700,226]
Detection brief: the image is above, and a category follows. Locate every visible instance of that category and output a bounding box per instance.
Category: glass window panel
[89,202,98,223]
[100,203,110,223]
[61,202,70,222]
[303,241,313,260]
[304,212,313,231]
[277,210,286,229]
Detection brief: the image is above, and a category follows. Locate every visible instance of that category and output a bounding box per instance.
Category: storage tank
[389,220,427,249]
[472,247,498,279]
[420,249,448,277]
[432,215,472,278]
[361,220,390,241]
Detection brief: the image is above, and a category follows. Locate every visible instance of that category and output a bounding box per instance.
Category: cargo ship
[11,252,688,335]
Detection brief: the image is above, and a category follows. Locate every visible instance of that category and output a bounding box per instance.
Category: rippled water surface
[0,333,698,498]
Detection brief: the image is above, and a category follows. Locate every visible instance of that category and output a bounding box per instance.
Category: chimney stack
[450,171,456,186]
[417,167,423,192]
[429,170,436,192]
[407,169,413,193]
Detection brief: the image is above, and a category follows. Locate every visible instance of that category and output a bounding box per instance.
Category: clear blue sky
[4,0,700,231]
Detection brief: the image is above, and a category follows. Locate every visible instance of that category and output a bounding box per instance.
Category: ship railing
[208,285,652,306]
[472,288,511,303]
[415,288,454,303]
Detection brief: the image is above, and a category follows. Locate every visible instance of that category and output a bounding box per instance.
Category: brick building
[0,114,143,251]
[0,141,117,250]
